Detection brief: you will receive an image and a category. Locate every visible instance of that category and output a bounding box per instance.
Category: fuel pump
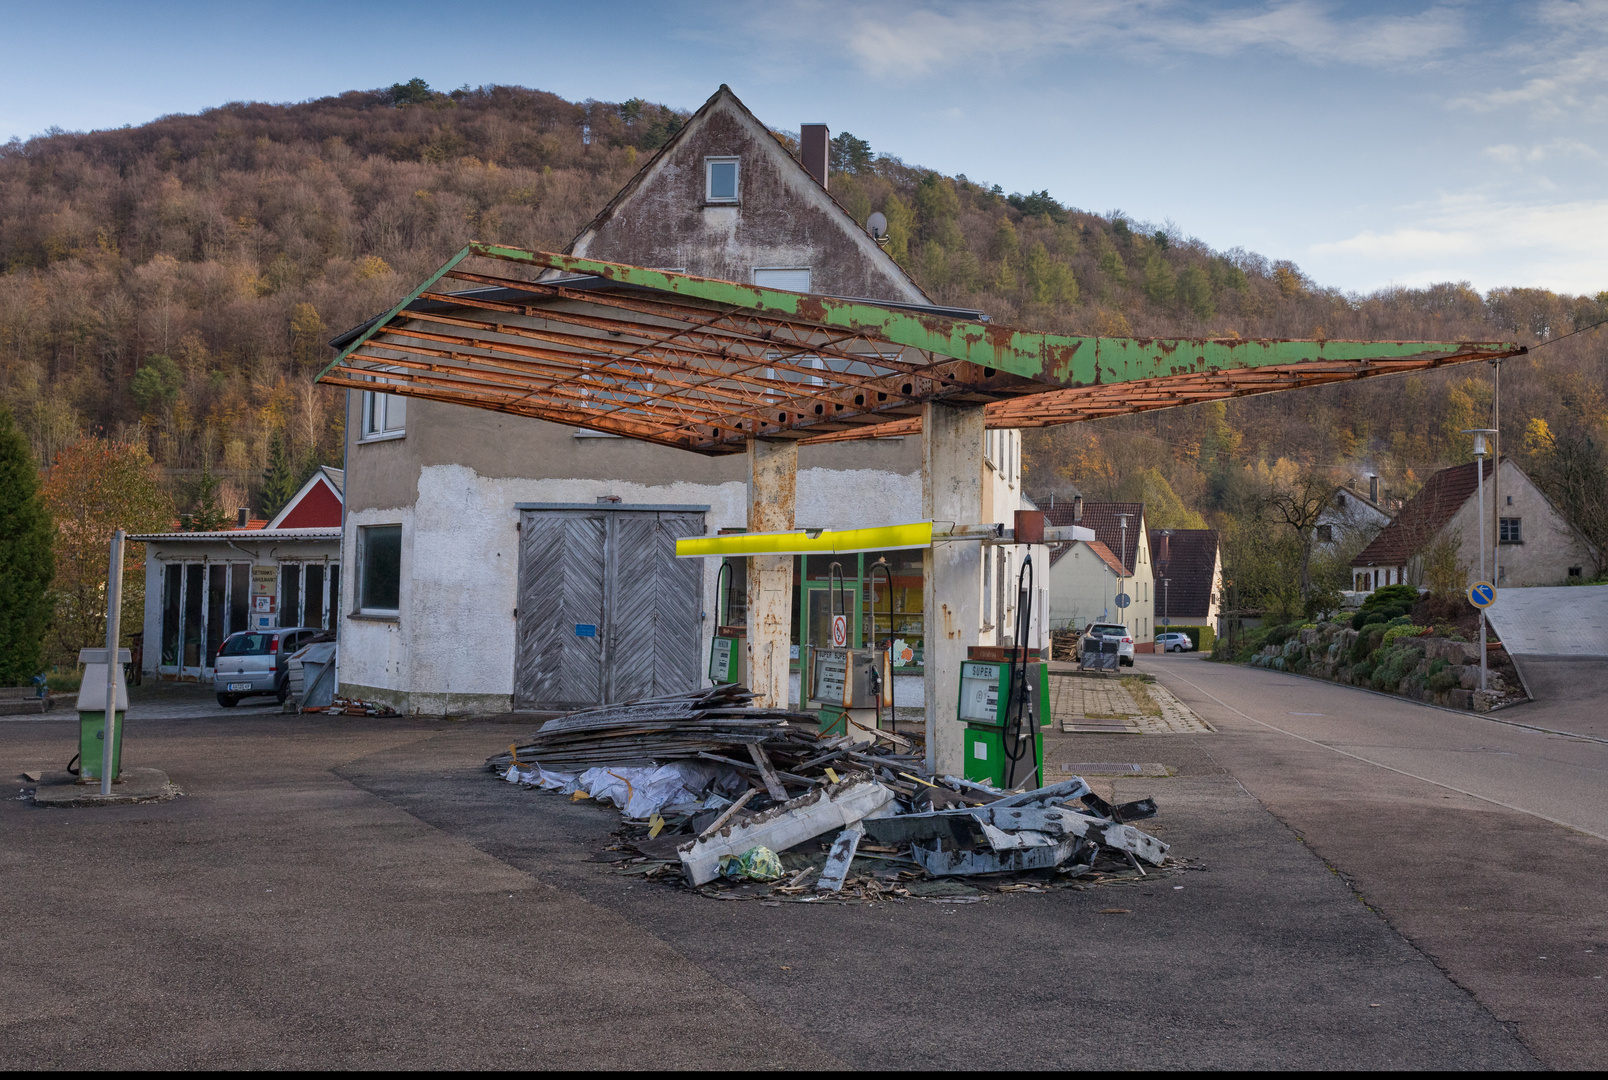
[955,554,1050,790]
[1001,554,1040,789]
[708,560,748,686]
[807,561,883,738]
[867,556,895,733]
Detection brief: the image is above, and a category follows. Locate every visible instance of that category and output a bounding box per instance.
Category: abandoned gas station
[317,239,1522,775]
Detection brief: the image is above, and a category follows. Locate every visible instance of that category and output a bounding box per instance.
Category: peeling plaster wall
[342,461,925,715]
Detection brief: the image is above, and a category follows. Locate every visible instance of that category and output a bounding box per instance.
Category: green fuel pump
[708,560,747,686]
[955,554,1048,789]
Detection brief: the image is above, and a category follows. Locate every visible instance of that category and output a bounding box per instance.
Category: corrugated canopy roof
[318,243,1525,457]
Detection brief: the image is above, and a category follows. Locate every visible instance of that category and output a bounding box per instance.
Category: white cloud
[1311,194,1608,293]
[769,0,1471,79]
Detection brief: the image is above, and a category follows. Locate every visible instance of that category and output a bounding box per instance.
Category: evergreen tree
[0,405,54,684]
[261,428,298,518]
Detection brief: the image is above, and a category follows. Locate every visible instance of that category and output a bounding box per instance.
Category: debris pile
[488,689,1177,902]
[299,695,398,717]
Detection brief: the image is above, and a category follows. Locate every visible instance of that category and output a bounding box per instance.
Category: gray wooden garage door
[514,508,705,711]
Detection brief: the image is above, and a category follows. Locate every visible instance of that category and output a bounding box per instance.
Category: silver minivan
[214,627,325,706]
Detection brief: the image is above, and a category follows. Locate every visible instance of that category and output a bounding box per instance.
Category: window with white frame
[361,372,407,440]
[706,157,739,203]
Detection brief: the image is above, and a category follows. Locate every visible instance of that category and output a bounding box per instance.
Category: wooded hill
[2,80,1604,527]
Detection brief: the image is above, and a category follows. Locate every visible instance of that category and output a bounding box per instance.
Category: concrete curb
[30,767,180,808]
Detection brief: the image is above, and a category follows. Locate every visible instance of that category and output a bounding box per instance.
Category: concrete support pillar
[746,438,797,708]
[922,401,986,775]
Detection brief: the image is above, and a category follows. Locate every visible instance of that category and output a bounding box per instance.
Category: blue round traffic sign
[1467,581,1495,608]
[1114,592,1131,609]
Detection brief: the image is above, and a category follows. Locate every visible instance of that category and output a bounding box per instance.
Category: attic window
[706,157,739,203]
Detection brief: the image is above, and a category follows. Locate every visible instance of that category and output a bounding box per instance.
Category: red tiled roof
[1045,501,1144,574]
[1149,528,1219,622]
[1352,459,1494,567]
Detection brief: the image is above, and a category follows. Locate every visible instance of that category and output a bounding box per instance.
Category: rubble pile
[488,691,1177,902]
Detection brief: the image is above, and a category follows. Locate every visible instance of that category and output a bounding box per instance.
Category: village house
[331,86,1044,715]
[1317,477,1391,553]
[131,468,344,680]
[1044,500,1154,645]
[1149,528,1223,639]
[1351,457,1595,593]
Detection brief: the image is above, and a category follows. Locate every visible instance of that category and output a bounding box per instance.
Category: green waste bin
[76,648,130,783]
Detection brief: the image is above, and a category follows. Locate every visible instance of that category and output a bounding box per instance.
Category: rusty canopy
[317,243,1524,455]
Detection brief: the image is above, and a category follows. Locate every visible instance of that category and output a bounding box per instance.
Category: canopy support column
[746,438,797,709]
[922,401,986,776]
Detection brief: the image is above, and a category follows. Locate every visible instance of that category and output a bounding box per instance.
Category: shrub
[1429,669,1460,694]
[1381,624,1424,648]
[1352,662,1374,684]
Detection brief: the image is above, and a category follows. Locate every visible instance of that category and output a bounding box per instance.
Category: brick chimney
[801,124,829,190]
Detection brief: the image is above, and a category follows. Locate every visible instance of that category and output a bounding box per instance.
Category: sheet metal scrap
[484,685,815,772]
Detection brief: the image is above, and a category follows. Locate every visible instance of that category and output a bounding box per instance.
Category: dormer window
[706,157,739,203]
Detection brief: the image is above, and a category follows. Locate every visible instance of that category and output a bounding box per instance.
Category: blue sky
[4,1,1605,296]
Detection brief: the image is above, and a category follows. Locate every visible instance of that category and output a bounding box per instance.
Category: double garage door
[514,507,706,711]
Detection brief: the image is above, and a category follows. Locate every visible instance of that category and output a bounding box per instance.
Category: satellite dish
[866,211,888,241]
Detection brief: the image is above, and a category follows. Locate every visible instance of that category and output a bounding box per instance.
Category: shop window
[359,525,402,614]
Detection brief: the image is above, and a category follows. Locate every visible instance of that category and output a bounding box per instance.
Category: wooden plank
[747,743,789,802]
[815,821,864,892]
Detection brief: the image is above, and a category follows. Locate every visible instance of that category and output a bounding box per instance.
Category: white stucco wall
[1047,543,1122,631]
[339,461,929,714]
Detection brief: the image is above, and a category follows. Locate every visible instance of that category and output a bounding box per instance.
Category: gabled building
[1351,458,1594,593]
[1316,479,1390,552]
[332,86,1040,715]
[1149,528,1223,632]
[1045,501,1154,643]
[131,469,344,681]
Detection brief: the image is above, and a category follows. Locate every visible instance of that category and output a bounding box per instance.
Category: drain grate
[1062,763,1142,773]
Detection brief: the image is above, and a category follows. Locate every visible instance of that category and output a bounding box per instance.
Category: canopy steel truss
[318,243,1525,455]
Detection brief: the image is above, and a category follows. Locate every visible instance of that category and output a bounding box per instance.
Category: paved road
[1141,652,1608,1069]
[1,692,1536,1069]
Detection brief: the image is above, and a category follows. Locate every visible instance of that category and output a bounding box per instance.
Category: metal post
[1118,514,1129,637]
[101,530,125,795]
[1164,578,1170,630]
[1492,360,1501,592]
[1478,454,1487,692]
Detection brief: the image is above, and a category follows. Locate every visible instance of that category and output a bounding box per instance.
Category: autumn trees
[39,440,172,665]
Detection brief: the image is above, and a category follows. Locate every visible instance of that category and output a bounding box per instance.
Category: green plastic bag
[718,846,784,881]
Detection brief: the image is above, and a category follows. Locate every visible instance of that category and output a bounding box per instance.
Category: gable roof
[1352,459,1493,567]
[266,467,345,530]
[1150,528,1220,621]
[1047,537,1126,575]
[1046,501,1145,574]
[566,85,931,306]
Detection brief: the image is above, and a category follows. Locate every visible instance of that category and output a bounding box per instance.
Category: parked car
[1084,622,1136,667]
[213,627,325,706]
[1155,632,1195,653]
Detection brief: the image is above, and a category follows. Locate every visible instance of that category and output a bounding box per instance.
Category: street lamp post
[1163,577,1170,632]
[1463,428,1498,692]
[1117,513,1130,639]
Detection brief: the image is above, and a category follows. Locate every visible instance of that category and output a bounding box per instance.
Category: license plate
[227,682,252,691]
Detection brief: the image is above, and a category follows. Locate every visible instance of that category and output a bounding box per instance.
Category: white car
[1085,623,1136,667]
[1155,632,1195,653]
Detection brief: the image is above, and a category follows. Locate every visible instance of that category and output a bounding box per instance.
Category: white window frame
[360,371,407,442]
[705,156,740,204]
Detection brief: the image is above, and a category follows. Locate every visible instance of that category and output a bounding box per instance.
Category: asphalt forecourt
[3,704,1535,1068]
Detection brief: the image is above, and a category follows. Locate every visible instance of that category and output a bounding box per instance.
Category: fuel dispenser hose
[1001,554,1040,790]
